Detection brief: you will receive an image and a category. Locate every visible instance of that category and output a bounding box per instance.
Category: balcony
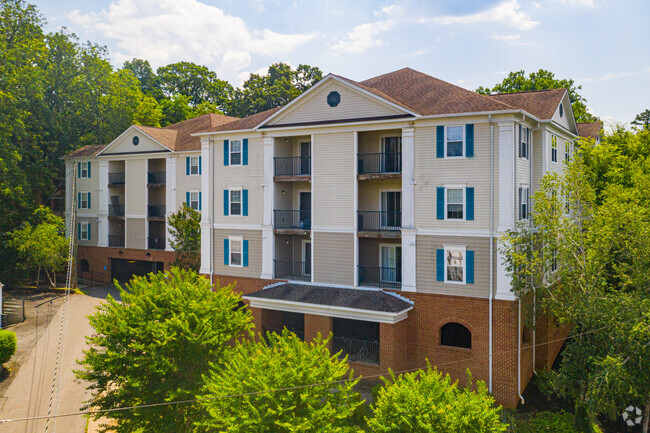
[147,171,166,186]
[274,156,311,180]
[108,235,125,247]
[108,204,125,218]
[358,152,401,179]
[357,211,401,235]
[108,172,125,186]
[331,336,379,365]
[147,205,166,219]
[274,210,311,233]
[274,260,311,282]
[358,266,401,290]
[148,237,165,250]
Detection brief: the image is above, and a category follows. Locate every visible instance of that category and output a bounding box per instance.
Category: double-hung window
[446,188,464,220]
[79,192,90,209]
[230,140,242,165]
[80,223,90,240]
[446,126,464,157]
[189,156,199,175]
[80,161,90,178]
[230,237,243,267]
[189,191,200,210]
[551,135,558,162]
[519,186,530,220]
[230,189,242,216]
[519,126,529,159]
[445,248,465,283]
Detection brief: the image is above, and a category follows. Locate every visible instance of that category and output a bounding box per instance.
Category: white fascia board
[97,125,173,155]
[243,297,412,324]
[540,121,578,139]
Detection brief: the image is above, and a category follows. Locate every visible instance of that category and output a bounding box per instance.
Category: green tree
[167,203,201,271]
[632,109,650,130]
[157,61,232,108]
[477,69,599,123]
[76,267,252,433]
[122,57,162,99]
[198,331,363,433]
[367,366,506,433]
[228,63,323,117]
[160,94,193,126]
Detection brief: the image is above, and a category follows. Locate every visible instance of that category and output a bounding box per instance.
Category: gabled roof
[485,88,567,120]
[577,121,603,140]
[67,144,106,158]
[204,107,282,132]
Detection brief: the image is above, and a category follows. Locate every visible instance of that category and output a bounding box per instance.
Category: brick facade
[77,245,175,283]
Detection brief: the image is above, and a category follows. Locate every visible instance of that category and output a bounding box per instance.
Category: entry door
[380,191,401,228]
[300,141,311,175]
[299,192,311,229]
[303,242,312,276]
[380,245,402,283]
[382,137,401,172]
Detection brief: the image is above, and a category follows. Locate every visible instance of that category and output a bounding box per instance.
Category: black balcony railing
[148,237,165,250]
[358,266,401,289]
[274,260,311,281]
[274,156,311,176]
[357,211,401,231]
[332,336,379,365]
[108,235,125,247]
[147,171,166,185]
[358,152,402,175]
[148,205,166,218]
[274,210,311,230]
[108,204,125,217]
[263,327,305,342]
[108,172,125,185]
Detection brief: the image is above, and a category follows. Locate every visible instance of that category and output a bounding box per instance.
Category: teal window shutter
[77,192,81,209]
[199,192,202,211]
[199,156,202,175]
[77,162,81,178]
[88,193,91,209]
[223,190,229,216]
[243,240,249,267]
[224,140,229,166]
[224,239,230,265]
[87,223,91,240]
[242,189,248,216]
[186,191,190,205]
[77,223,81,239]
[436,187,445,220]
[466,250,474,284]
[243,138,248,165]
[436,126,444,158]
[436,249,444,281]
[186,157,190,175]
[465,124,474,157]
[87,162,91,178]
[466,187,474,221]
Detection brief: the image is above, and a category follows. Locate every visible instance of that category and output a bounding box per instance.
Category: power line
[1,315,644,426]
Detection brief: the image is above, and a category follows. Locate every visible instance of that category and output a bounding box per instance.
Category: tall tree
[632,109,650,130]
[167,203,201,271]
[122,58,162,99]
[157,61,232,108]
[477,69,599,123]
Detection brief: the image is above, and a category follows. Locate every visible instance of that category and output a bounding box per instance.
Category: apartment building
[64,113,236,283]
[194,68,593,408]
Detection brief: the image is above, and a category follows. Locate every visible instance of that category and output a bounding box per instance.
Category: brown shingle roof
[577,121,603,139]
[67,144,106,158]
[149,113,238,151]
[204,107,282,132]
[485,88,567,120]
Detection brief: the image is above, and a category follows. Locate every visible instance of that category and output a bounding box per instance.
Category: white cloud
[490,33,531,46]
[578,71,631,83]
[66,0,316,85]
[421,0,539,31]
[551,0,595,8]
[329,5,402,54]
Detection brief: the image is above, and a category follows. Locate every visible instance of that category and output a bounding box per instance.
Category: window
[80,259,90,272]
[80,223,90,240]
[80,192,90,209]
[519,187,530,220]
[446,188,464,220]
[230,237,243,267]
[446,126,464,157]
[80,161,90,178]
[230,139,242,165]
[189,191,200,210]
[440,322,471,349]
[230,189,242,215]
[559,103,564,118]
[565,141,570,163]
[551,250,558,272]
[551,135,558,162]
[445,248,465,283]
[189,156,199,175]
[519,126,529,159]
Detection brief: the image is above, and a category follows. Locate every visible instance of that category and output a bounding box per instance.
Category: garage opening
[110,258,164,285]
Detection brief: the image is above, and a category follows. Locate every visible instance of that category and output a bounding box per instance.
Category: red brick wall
[206,274,280,295]
[304,314,332,349]
[77,245,175,283]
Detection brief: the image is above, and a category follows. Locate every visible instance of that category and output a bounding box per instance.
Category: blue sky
[32,0,649,126]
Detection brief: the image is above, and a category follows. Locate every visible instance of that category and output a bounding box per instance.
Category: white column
[401,127,416,292]
[199,138,213,275]
[496,122,517,300]
[98,160,109,246]
[353,131,359,287]
[261,136,275,279]
[165,156,177,251]
[64,160,73,238]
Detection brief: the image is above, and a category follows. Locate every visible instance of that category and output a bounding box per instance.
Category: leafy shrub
[0,330,17,365]
[509,411,603,433]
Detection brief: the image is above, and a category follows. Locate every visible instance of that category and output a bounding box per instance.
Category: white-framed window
[189,191,200,210]
[302,240,311,277]
[80,223,90,240]
[446,126,464,158]
[564,141,571,163]
[80,161,90,178]
[230,139,242,166]
[551,250,558,272]
[80,192,90,209]
[229,237,243,267]
[519,186,530,220]
[551,135,558,162]
[446,187,464,220]
[189,156,199,175]
[380,244,402,284]
[229,189,242,216]
[519,126,529,159]
[445,247,466,284]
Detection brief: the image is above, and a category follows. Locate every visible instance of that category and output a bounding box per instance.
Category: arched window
[440,322,471,349]
[80,259,90,272]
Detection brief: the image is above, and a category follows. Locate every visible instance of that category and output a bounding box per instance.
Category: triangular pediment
[552,93,578,135]
[99,126,173,155]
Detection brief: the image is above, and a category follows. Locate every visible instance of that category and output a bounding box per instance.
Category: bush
[509,411,603,433]
[0,330,17,365]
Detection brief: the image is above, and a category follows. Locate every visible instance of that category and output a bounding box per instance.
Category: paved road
[0,286,119,433]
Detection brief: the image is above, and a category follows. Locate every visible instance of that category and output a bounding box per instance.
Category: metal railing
[263,327,305,341]
[108,235,125,247]
[358,266,401,289]
[148,237,165,250]
[357,211,401,231]
[332,336,379,365]
[147,171,166,185]
[274,210,311,230]
[274,260,311,281]
[358,152,402,175]
[274,156,311,176]
[148,205,166,218]
[108,204,125,217]
[108,172,125,185]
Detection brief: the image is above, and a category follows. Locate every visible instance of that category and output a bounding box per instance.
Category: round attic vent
[132,136,139,145]
[327,91,340,107]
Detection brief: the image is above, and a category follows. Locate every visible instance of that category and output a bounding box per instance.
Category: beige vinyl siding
[532,129,545,193]
[126,217,145,249]
[313,232,354,285]
[77,218,98,246]
[416,235,494,298]
[125,159,147,216]
[75,160,100,217]
[551,97,571,132]
[312,132,355,229]
[267,80,405,126]
[176,153,202,212]
[358,237,400,268]
[104,130,168,154]
[413,122,499,231]
[212,134,264,225]
[212,229,263,278]
[358,179,401,212]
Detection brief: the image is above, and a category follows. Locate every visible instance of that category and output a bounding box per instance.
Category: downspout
[530,121,536,373]
[210,138,214,284]
[489,114,494,393]
[518,297,525,404]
